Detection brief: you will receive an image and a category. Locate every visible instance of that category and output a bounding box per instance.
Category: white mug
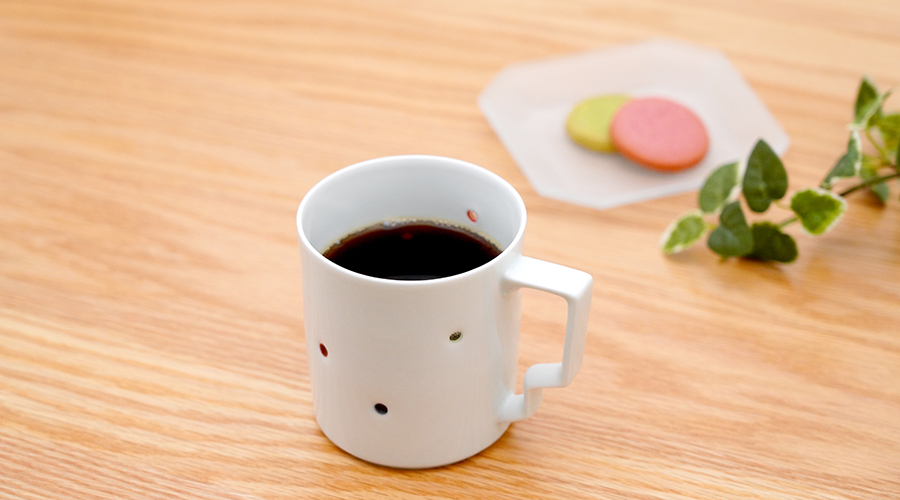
[296,156,592,468]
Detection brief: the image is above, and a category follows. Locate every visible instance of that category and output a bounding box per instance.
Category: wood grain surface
[2,0,899,498]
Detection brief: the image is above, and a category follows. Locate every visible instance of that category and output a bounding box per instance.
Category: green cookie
[565,94,631,152]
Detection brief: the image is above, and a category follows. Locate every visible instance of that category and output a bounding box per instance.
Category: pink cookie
[609,97,709,172]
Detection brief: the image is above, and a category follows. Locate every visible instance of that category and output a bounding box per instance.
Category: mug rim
[296,155,527,286]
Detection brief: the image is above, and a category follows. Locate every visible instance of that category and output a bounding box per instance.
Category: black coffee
[322,219,503,280]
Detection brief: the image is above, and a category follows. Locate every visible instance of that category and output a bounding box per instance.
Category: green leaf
[870,181,890,203]
[860,157,890,203]
[895,131,900,168]
[789,188,848,235]
[742,140,788,213]
[747,222,798,263]
[853,76,891,129]
[660,211,707,254]
[707,202,753,258]
[854,76,880,125]
[860,153,881,176]
[822,130,862,188]
[699,162,740,214]
[877,113,900,155]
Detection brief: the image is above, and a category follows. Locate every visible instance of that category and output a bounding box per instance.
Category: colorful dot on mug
[374,403,388,415]
[449,331,462,342]
[467,210,478,222]
[319,343,328,357]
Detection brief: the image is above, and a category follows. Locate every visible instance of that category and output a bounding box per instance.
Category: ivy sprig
[660,76,900,263]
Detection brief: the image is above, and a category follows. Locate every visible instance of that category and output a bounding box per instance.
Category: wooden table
[2,1,899,498]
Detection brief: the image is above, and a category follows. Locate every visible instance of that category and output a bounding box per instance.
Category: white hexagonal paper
[479,39,789,210]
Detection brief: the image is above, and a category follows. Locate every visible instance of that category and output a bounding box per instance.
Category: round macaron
[609,97,709,172]
[565,94,631,152]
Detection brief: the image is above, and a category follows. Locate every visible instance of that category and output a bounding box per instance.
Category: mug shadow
[315,423,523,473]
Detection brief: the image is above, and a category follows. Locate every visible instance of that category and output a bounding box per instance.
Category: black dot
[374,403,388,415]
[319,343,328,357]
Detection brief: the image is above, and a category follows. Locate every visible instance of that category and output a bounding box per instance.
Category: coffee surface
[322,219,502,280]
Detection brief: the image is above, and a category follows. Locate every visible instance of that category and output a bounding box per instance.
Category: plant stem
[864,128,893,160]
[838,172,900,196]
[778,216,798,228]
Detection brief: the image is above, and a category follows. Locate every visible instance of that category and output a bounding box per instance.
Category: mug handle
[499,256,593,423]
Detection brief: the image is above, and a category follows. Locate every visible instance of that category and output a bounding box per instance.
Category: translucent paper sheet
[479,39,790,210]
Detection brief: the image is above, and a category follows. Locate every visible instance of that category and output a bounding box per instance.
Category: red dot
[319,343,328,357]
[467,210,478,222]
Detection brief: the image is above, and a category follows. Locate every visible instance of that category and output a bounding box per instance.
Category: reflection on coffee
[323,219,502,280]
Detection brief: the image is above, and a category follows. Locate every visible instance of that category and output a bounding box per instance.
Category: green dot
[566,94,631,153]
